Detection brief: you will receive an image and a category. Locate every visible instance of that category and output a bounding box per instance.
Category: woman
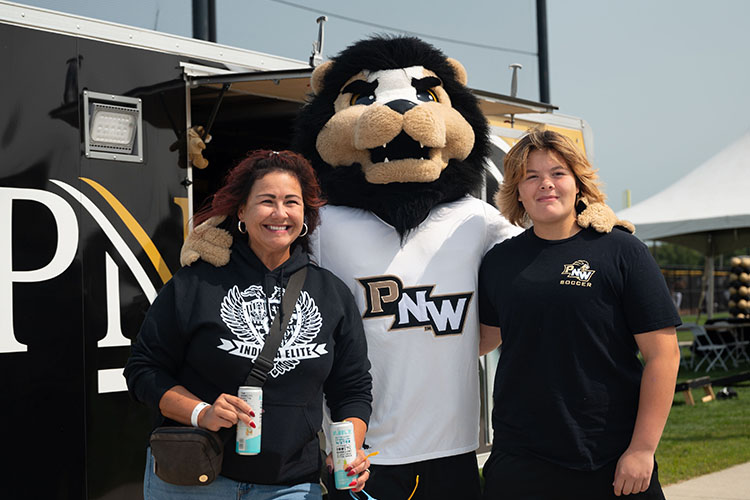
[125,150,373,499]
[478,129,680,499]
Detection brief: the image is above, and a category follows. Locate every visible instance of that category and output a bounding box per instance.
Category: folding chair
[682,323,729,372]
[710,321,750,366]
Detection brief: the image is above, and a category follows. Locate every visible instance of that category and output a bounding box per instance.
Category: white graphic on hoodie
[218,284,326,377]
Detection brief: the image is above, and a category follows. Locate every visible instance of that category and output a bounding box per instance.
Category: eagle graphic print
[218,284,326,378]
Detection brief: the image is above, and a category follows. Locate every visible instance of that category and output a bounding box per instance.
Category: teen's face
[518,149,579,228]
[237,171,304,265]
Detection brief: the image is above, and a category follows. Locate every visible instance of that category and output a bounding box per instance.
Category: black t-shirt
[478,227,680,471]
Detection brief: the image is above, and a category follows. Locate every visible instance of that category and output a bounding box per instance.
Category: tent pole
[706,255,714,318]
[706,233,715,319]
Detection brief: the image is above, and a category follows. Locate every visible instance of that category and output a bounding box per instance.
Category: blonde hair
[496,128,605,227]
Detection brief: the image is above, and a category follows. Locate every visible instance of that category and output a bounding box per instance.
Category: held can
[236,386,262,455]
[331,421,357,490]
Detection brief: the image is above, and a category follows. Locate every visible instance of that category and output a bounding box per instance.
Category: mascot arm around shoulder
[180,36,630,267]
[180,202,632,267]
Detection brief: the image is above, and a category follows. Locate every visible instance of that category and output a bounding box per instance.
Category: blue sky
[20,0,750,210]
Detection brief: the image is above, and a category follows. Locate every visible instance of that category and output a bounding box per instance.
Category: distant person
[671,289,683,310]
[479,129,681,499]
[125,150,373,499]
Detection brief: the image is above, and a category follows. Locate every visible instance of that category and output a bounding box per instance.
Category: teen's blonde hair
[497,128,605,227]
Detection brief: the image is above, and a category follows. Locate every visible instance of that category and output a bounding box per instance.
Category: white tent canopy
[617,131,750,255]
[617,131,750,317]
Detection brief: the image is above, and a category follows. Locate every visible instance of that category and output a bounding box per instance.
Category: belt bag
[149,426,225,485]
[149,267,308,486]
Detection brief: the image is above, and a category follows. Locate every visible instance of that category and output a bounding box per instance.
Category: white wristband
[190,402,211,428]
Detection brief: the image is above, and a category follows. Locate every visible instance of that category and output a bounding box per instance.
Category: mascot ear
[446,58,468,86]
[311,60,334,96]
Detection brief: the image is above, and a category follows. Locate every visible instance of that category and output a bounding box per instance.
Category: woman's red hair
[193,150,324,252]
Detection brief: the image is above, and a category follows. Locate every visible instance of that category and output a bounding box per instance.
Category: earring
[237,220,247,234]
[298,223,308,238]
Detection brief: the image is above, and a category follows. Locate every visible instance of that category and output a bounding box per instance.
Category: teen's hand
[613,448,654,496]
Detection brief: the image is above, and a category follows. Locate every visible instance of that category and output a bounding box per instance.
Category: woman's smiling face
[237,170,304,269]
[518,149,579,230]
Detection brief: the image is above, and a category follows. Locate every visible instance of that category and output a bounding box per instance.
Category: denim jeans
[144,448,322,499]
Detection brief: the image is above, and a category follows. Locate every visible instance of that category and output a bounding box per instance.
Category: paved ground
[663,461,750,500]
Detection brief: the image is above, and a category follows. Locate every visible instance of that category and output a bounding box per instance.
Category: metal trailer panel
[0,19,191,499]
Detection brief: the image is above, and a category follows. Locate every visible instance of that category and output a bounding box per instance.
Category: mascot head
[294,35,489,237]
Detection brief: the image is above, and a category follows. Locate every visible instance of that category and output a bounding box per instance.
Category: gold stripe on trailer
[81,177,172,283]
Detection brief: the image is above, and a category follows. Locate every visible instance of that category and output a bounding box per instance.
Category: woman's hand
[326,448,371,493]
[198,393,255,431]
[347,448,372,493]
[613,448,654,496]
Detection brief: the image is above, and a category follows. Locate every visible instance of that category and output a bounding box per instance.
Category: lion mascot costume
[181,36,631,499]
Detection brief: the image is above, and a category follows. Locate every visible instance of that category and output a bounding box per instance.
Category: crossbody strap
[244,266,308,387]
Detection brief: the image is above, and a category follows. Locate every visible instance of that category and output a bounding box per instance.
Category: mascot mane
[293,35,490,237]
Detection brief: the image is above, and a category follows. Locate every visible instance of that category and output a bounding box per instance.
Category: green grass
[658,361,750,485]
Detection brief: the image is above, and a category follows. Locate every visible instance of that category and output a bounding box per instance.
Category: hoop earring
[237,220,247,234]
[298,223,308,238]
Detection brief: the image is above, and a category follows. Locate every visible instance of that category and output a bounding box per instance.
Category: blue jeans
[144,448,322,499]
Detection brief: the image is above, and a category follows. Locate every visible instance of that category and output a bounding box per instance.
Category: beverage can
[331,420,357,490]
[235,386,262,455]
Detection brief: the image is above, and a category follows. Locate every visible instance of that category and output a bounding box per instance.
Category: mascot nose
[385,99,417,115]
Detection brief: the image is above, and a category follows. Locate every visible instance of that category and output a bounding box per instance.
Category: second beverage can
[331,420,358,490]
[236,386,262,455]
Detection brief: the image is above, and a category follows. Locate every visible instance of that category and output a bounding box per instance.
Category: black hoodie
[125,242,372,485]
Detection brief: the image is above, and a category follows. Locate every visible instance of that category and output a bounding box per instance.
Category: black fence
[661,266,731,315]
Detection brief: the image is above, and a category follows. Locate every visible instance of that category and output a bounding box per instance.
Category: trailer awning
[189,66,557,115]
[473,89,556,116]
[190,68,314,103]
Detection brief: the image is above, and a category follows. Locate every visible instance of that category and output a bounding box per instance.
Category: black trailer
[0,3,570,498]
[0,3,315,498]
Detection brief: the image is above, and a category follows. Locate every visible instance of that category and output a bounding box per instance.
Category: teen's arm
[480,323,502,356]
[613,327,680,496]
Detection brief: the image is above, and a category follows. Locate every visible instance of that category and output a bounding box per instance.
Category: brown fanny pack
[149,426,225,485]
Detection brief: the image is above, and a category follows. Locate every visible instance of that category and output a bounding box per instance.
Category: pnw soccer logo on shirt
[560,260,596,288]
[218,285,326,377]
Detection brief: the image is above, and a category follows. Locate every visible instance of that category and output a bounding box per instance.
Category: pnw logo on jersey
[560,259,596,287]
[218,284,325,377]
[358,275,472,335]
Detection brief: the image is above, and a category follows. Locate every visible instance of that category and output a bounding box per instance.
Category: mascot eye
[416,89,438,103]
[351,93,376,106]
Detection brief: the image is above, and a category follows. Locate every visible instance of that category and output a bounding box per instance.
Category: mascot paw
[180,215,232,267]
[576,201,635,234]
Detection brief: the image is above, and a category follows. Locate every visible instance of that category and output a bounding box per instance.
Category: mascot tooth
[180,35,632,498]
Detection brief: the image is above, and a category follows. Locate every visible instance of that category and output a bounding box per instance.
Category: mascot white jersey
[311,198,519,464]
